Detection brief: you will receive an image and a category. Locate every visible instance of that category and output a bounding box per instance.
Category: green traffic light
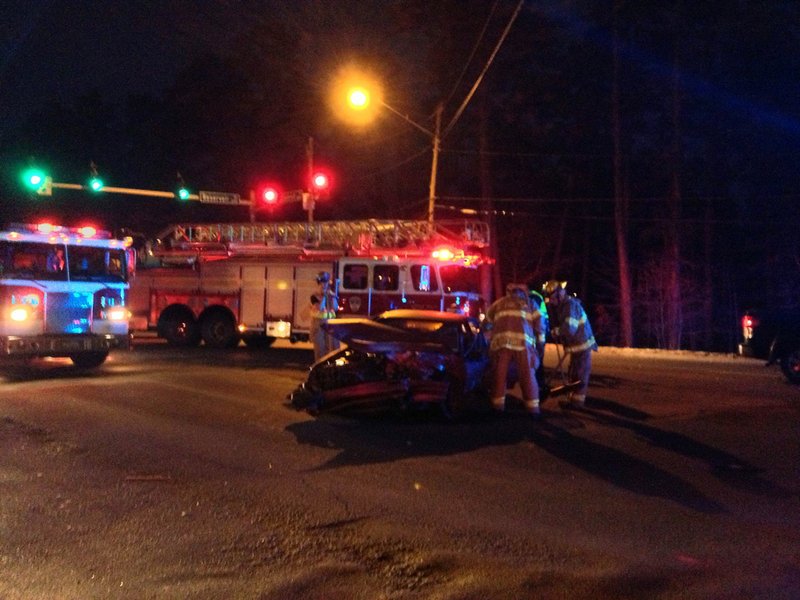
[177,187,190,200]
[22,168,46,189]
[89,177,104,192]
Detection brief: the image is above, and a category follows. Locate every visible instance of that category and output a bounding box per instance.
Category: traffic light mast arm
[49,181,199,199]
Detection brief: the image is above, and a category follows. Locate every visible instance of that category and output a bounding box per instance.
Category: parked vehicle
[738,309,800,384]
[289,309,491,419]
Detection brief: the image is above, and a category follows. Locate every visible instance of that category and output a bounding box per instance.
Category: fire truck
[0,223,134,367]
[128,219,491,348]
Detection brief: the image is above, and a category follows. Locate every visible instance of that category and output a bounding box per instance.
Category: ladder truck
[128,219,491,348]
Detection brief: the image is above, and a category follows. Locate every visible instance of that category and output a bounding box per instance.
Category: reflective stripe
[567,315,586,328]
[495,308,528,320]
[566,336,596,353]
[491,331,534,351]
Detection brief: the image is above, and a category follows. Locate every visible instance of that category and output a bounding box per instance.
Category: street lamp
[341,80,442,224]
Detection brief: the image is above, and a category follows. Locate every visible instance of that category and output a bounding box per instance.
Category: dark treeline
[1,1,798,351]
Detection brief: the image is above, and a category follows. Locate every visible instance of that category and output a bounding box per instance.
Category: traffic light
[88,161,103,192]
[255,182,282,209]
[22,168,45,189]
[262,187,279,205]
[21,167,52,196]
[311,172,329,193]
[176,172,190,200]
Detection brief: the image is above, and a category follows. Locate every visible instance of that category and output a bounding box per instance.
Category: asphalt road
[1,342,798,599]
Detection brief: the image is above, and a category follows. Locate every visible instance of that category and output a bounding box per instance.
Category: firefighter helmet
[542,280,567,296]
[506,282,528,298]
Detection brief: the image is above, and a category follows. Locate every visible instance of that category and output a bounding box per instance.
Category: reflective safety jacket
[314,288,338,320]
[528,291,548,350]
[485,293,541,353]
[549,296,598,354]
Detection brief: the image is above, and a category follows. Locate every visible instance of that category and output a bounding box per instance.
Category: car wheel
[441,376,466,421]
[70,351,109,369]
[779,348,800,384]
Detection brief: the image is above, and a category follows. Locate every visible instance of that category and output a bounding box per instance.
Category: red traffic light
[262,187,279,205]
[256,183,282,207]
[311,172,329,191]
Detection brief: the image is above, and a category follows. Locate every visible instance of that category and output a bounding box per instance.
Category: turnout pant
[567,348,593,397]
[491,347,538,407]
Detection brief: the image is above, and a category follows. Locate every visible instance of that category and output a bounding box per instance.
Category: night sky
[1,1,798,350]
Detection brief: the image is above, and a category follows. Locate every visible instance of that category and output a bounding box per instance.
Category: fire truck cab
[0,223,134,367]
[337,252,482,317]
[128,219,490,348]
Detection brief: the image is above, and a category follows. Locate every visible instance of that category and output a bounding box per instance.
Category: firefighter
[311,271,340,361]
[485,282,541,417]
[46,247,65,272]
[528,285,549,393]
[542,280,598,406]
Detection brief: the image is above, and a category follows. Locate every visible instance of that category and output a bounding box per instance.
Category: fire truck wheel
[158,308,201,347]
[201,311,239,349]
[70,351,109,369]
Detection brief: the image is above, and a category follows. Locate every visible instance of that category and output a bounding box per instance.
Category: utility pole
[306,136,315,224]
[427,104,442,224]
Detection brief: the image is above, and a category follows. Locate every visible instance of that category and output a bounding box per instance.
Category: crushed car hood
[322,318,453,354]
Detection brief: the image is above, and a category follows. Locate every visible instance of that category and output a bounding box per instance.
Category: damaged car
[289,309,490,418]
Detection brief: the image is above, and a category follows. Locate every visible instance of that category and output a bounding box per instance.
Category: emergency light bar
[7,222,112,239]
[3,223,132,247]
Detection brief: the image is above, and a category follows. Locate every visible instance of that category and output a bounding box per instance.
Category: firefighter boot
[491,397,506,413]
[524,399,541,419]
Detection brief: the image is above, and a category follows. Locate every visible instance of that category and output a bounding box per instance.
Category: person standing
[310,271,339,361]
[528,286,549,392]
[485,283,541,417]
[542,280,598,406]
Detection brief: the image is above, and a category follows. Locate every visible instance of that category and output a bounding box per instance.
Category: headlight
[106,306,129,321]
[10,307,29,322]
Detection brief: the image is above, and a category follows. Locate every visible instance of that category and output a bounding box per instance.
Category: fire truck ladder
[153,219,490,260]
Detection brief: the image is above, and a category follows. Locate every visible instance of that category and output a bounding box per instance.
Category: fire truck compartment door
[240,265,267,326]
[265,265,295,324]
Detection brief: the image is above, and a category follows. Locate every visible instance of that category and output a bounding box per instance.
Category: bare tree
[612,0,634,347]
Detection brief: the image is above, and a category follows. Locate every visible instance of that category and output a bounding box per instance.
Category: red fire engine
[128,219,491,348]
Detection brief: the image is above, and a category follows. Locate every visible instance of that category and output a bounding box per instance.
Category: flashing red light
[36,223,56,234]
[79,226,97,238]
[432,247,455,261]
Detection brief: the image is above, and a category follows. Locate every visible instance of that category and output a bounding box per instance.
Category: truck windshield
[439,265,481,294]
[0,241,127,283]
